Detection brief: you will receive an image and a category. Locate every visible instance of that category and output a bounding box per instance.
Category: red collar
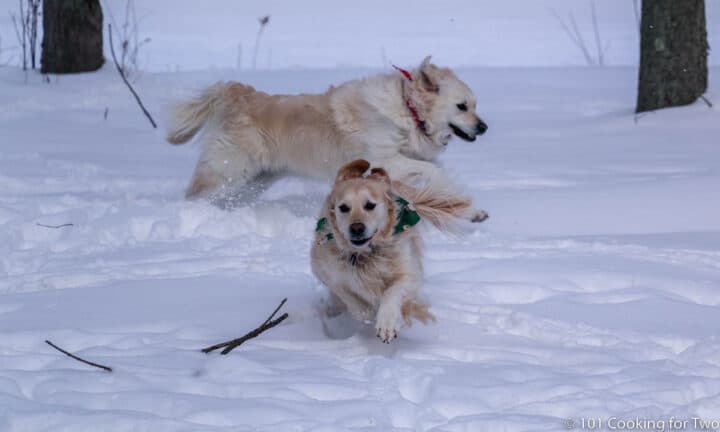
[393,65,429,137]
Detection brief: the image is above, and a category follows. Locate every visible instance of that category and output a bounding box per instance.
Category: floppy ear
[335,159,370,183]
[418,56,439,93]
[368,167,391,186]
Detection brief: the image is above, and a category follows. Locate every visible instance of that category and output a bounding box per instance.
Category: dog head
[410,56,488,144]
[326,160,396,253]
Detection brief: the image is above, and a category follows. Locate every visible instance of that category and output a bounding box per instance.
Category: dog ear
[418,56,439,93]
[368,167,391,186]
[335,159,370,183]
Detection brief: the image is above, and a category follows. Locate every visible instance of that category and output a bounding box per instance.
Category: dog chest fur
[311,229,422,321]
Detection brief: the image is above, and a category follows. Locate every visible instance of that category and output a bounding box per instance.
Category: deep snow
[1,63,719,431]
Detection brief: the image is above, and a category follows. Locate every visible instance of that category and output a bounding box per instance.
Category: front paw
[470,209,489,223]
[375,305,401,343]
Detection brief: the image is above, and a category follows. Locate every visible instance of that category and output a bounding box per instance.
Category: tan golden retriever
[166,56,488,221]
[311,160,473,343]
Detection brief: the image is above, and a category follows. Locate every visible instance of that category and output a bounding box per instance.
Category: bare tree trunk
[636,0,708,113]
[41,0,104,74]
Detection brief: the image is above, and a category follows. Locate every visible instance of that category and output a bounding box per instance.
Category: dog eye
[456,103,468,112]
[364,201,376,211]
[338,204,350,213]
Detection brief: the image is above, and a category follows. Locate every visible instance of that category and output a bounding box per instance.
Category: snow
[2,1,720,431]
[2,0,720,70]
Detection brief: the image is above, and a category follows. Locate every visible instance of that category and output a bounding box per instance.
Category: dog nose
[476,119,488,135]
[349,222,365,237]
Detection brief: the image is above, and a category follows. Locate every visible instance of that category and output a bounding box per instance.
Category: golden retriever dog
[166,56,488,221]
[311,160,473,343]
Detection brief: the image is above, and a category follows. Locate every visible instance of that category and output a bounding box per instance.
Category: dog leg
[401,299,435,326]
[375,276,420,343]
[470,209,489,223]
[325,292,348,318]
[213,172,279,209]
[321,292,363,340]
[185,131,266,201]
[186,164,224,199]
[330,286,374,323]
[186,160,265,202]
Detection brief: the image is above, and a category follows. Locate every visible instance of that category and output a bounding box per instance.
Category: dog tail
[392,177,473,232]
[166,82,229,145]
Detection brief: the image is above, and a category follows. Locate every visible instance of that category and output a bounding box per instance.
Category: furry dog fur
[166,57,488,220]
[310,160,472,342]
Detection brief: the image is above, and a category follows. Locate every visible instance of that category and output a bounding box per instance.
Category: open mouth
[350,236,372,247]
[449,123,476,142]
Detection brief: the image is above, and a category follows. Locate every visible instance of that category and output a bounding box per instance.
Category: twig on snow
[202,298,288,355]
[108,24,157,129]
[700,95,713,108]
[262,297,287,326]
[36,223,74,229]
[45,340,113,372]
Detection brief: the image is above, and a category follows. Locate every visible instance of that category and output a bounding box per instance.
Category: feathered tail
[165,82,231,145]
[391,176,473,232]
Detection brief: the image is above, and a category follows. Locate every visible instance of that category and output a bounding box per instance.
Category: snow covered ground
[1,63,719,431]
[2,0,720,430]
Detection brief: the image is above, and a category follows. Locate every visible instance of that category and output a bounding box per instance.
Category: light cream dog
[166,57,488,220]
[311,160,472,343]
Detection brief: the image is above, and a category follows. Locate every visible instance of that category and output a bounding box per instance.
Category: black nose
[349,222,365,237]
[476,119,488,135]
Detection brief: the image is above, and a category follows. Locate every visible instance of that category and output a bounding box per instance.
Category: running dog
[166,57,488,221]
[311,159,473,342]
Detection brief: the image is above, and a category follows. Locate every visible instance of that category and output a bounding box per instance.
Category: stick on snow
[202,298,288,355]
[45,340,113,372]
[36,223,73,229]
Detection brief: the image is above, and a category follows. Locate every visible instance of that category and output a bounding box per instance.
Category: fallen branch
[45,340,113,372]
[36,223,73,229]
[202,298,288,355]
[261,297,287,326]
[108,24,157,129]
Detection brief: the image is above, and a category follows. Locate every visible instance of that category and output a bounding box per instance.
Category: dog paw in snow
[375,305,401,343]
[471,210,489,223]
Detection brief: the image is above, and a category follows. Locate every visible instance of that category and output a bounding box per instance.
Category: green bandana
[315,217,334,243]
[392,196,421,234]
[315,196,420,242]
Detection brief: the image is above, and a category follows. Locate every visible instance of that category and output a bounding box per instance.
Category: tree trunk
[41,0,104,74]
[636,0,708,113]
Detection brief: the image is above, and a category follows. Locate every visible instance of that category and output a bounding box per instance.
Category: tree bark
[636,0,708,113]
[41,0,104,74]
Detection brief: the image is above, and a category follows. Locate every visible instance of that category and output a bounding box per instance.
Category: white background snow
[1,1,720,431]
